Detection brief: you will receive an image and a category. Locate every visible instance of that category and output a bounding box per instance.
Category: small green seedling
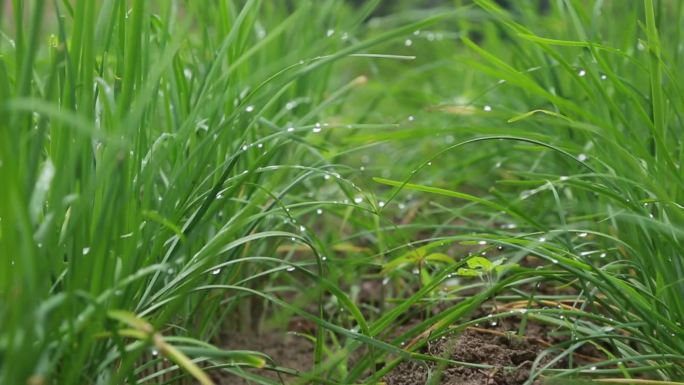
[456,256,517,288]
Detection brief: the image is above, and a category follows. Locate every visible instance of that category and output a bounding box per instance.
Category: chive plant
[0,1,443,384]
[2,0,684,384]
[360,0,684,382]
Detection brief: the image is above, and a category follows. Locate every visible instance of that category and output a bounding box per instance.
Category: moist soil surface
[211,255,599,384]
[384,328,549,385]
[211,319,593,385]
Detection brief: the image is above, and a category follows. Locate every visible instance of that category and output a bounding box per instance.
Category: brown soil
[384,327,554,385]
[209,244,603,384]
[209,318,598,385]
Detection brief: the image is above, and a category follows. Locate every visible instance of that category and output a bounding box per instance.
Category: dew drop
[407,115,415,122]
[483,105,492,112]
[242,145,249,151]
[287,127,295,132]
[299,225,306,232]
[256,27,266,39]
[152,349,159,356]
[478,241,487,245]
[404,39,413,47]
[257,143,263,149]
[316,209,323,215]
[378,201,386,208]
[82,247,91,255]
[578,69,586,77]
[245,105,255,112]
[286,265,296,272]
[600,74,607,80]
[211,268,221,275]
[578,232,588,238]
[354,196,363,204]
[326,29,335,37]
[577,153,588,162]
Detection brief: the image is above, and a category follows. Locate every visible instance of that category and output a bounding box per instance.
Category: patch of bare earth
[384,327,553,385]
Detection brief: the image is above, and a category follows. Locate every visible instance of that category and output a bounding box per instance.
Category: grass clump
[1,1,684,385]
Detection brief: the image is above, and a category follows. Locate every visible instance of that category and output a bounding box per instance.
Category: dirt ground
[384,328,552,385]
[210,316,600,385]
[209,253,601,384]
